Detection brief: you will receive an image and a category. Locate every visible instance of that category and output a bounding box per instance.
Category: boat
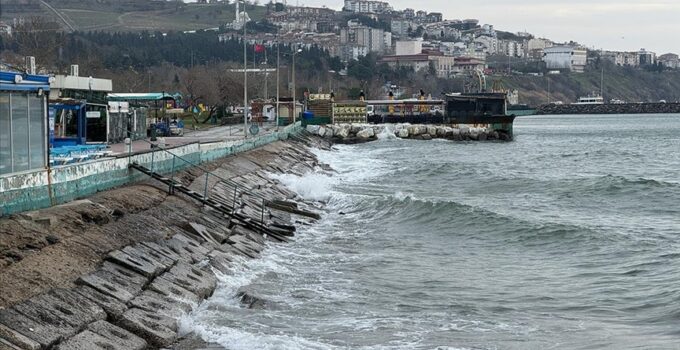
[573,95,604,105]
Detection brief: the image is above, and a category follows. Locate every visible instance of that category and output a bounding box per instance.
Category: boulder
[397,128,409,138]
[305,125,320,134]
[427,126,437,136]
[317,126,326,137]
[421,134,432,140]
[356,128,375,139]
[336,127,349,139]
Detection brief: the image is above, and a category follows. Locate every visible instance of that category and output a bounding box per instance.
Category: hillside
[1,0,267,32]
[499,67,680,106]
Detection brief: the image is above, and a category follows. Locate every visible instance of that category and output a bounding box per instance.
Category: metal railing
[117,125,271,227]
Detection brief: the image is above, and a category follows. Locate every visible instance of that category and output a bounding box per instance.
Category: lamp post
[276,36,280,131]
[292,48,302,123]
[242,3,248,139]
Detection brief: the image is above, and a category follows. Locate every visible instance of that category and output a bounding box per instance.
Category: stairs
[128,162,292,242]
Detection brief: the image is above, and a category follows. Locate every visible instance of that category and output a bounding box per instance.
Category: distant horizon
[183,0,679,55]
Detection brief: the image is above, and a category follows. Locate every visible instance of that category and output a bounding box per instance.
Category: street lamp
[276,36,280,131]
[292,48,302,123]
[242,2,248,139]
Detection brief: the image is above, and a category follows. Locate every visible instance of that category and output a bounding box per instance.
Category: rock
[478,131,488,141]
[118,308,177,348]
[236,290,267,309]
[0,322,41,350]
[305,125,320,134]
[427,126,437,136]
[336,127,349,139]
[421,134,432,140]
[356,128,375,139]
[436,127,446,137]
[45,235,60,245]
[317,126,326,137]
[397,128,409,138]
[350,125,362,134]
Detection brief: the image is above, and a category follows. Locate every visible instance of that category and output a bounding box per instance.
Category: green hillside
[1,0,267,32]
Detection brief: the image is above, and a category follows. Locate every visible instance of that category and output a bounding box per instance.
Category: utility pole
[276,36,280,130]
[264,47,268,100]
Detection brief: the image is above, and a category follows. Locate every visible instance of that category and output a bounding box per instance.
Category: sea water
[180,114,680,349]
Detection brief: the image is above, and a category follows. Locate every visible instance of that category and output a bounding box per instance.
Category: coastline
[0,134,330,349]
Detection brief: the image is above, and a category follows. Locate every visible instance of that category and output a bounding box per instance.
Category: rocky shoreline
[536,102,680,115]
[0,134,329,350]
[307,124,512,144]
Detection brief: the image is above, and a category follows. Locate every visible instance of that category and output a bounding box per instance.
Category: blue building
[0,71,51,176]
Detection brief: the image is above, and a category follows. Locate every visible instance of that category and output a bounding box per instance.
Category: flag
[254,44,265,53]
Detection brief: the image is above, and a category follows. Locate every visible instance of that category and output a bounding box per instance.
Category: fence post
[150,147,156,174]
[202,173,209,205]
[169,155,176,194]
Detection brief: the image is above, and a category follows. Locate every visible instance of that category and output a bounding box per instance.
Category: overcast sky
[300,0,680,54]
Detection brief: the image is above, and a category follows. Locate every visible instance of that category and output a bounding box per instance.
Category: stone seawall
[307,123,512,143]
[536,102,680,115]
[0,134,328,349]
[0,123,303,217]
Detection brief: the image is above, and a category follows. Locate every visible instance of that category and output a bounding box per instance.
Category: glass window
[28,95,46,170]
[11,93,29,172]
[0,92,11,175]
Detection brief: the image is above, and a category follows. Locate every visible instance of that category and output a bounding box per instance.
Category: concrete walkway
[108,122,282,156]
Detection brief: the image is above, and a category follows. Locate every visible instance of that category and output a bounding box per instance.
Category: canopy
[107,92,180,101]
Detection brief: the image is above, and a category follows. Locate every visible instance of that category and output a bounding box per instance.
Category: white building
[602,51,639,67]
[340,25,388,54]
[395,39,423,56]
[391,19,415,37]
[658,53,679,69]
[343,0,392,14]
[543,46,587,73]
[638,48,657,66]
[474,35,498,55]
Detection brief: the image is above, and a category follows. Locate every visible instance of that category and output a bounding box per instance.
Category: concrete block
[87,321,147,350]
[106,248,165,278]
[161,263,217,299]
[100,261,148,289]
[128,243,176,269]
[76,271,136,303]
[73,286,127,320]
[163,235,210,264]
[228,234,264,252]
[128,290,193,319]
[42,288,107,325]
[121,245,172,270]
[232,225,266,245]
[207,250,233,275]
[139,241,182,263]
[0,308,67,349]
[0,324,40,350]
[55,331,120,350]
[148,276,201,305]
[117,308,177,348]
[216,243,256,259]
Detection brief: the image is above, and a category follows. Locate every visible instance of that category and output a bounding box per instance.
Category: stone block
[207,250,233,275]
[99,261,148,289]
[140,241,182,263]
[0,323,41,350]
[161,263,217,299]
[128,290,193,319]
[148,276,201,305]
[128,243,176,269]
[76,271,136,303]
[87,321,146,350]
[0,308,67,349]
[163,235,210,264]
[73,285,127,320]
[106,248,165,278]
[117,308,177,348]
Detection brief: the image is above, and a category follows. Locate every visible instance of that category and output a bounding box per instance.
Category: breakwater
[536,102,680,115]
[0,135,328,349]
[307,124,512,143]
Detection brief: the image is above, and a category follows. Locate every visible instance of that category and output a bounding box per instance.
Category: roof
[0,71,51,92]
[107,92,180,101]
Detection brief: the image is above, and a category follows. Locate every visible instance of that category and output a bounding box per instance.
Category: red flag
[254,44,265,53]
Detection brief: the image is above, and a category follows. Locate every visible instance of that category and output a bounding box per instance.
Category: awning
[107,92,180,101]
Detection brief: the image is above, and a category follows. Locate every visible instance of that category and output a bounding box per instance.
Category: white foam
[269,172,335,201]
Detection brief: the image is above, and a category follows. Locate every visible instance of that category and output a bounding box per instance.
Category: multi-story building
[391,19,415,37]
[602,51,640,67]
[543,46,588,73]
[340,23,390,60]
[475,35,498,55]
[395,39,423,56]
[658,53,679,69]
[638,48,656,66]
[343,0,392,14]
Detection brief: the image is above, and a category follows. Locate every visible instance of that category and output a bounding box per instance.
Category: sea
[180,114,680,350]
